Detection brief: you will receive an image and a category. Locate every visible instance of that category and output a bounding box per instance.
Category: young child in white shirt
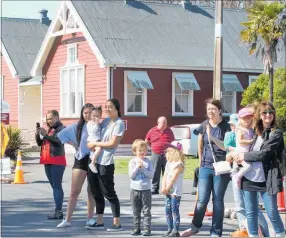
[162,141,185,237]
[87,106,102,173]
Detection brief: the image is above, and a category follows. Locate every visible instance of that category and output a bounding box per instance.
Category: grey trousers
[130,189,152,230]
[151,152,166,192]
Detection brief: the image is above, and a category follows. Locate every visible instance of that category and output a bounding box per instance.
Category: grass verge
[114,156,199,180]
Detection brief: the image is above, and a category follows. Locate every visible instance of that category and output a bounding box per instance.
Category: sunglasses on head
[261,110,275,116]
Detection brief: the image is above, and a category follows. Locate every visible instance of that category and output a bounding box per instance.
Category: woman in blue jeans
[181,99,231,237]
[235,102,285,237]
[35,110,66,219]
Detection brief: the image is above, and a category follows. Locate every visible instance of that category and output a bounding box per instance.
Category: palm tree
[240,0,286,103]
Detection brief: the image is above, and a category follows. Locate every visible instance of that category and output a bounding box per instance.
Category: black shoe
[163,230,172,237]
[168,231,180,237]
[48,210,63,220]
[131,229,141,236]
[151,190,159,195]
[86,222,105,230]
[107,224,122,232]
[142,230,152,236]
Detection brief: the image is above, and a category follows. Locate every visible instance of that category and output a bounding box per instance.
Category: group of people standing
[36,98,125,231]
[35,97,285,237]
[180,99,285,237]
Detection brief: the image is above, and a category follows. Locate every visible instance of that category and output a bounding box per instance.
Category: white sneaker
[57,219,71,228]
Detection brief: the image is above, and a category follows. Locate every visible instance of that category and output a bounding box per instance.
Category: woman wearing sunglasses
[234,101,285,237]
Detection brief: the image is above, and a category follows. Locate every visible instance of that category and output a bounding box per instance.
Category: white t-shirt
[165,161,184,196]
[96,117,125,165]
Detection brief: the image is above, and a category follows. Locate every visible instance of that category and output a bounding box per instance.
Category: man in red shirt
[145,117,175,195]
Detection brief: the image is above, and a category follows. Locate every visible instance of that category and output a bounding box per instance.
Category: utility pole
[213,0,223,100]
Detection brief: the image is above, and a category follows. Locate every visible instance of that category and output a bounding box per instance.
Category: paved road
[1,154,284,237]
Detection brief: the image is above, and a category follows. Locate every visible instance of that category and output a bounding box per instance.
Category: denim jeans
[243,190,285,237]
[232,177,269,237]
[191,167,230,237]
[44,165,65,210]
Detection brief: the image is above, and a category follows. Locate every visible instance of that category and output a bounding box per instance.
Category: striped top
[145,126,175,155]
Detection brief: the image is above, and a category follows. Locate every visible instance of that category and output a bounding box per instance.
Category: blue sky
[2,1,60,19]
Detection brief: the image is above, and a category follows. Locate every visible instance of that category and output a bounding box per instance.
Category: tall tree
[240,0,286,103]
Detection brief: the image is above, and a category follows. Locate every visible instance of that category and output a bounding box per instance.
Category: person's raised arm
[141,160,154,179]
[35,129,43,146]
[129,160,140,179]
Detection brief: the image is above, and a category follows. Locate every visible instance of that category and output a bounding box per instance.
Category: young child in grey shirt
[129,139,154,236]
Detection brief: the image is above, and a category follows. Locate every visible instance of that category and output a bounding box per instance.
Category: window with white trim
[0,76,3,100]
[249,75,258,85]
[67,43,78,65]
[60,67,84,118]
[221,91,236,114]
[124,77,147,115]
[172,77,194,116]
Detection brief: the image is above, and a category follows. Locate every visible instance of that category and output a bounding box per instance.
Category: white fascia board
[30,1,66,77]
[105,63,264,74]
[1,40,17,78]
[66,0,106,68]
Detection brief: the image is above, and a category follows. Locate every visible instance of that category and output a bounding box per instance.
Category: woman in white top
[87,98,125,232]
[162,141,185,237]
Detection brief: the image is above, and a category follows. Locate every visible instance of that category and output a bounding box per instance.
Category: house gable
[0,40,17,78]
[30,0,106,77]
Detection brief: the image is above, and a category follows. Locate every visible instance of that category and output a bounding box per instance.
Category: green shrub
[4,126,29,161]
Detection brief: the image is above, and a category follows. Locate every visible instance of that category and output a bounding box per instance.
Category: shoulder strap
[207,130,218,163]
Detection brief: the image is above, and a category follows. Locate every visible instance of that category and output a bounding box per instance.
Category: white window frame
[249,75,258,86]
[66,43,79,65]
[172,73,194,116]
[124,71,147,116]
[59,65,85,118]
[222,91,237,115]
[0,76,3,100]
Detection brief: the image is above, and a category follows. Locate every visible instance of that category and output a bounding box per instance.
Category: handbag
[207,131,231,176]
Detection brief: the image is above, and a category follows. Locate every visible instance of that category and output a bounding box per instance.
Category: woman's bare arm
[88,135,122,149]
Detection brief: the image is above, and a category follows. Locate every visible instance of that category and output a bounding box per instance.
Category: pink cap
[165,141,183,151]
[238,108,254,118]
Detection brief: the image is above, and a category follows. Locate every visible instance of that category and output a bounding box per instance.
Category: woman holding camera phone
[181,98,231,237]
[35,110,66,220]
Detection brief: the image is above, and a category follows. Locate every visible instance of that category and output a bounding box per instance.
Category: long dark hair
[76,103,94,143]
[255,101,276,136]
[107,98,121,118]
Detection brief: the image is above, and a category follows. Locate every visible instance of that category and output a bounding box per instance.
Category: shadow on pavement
[2,197,235,237]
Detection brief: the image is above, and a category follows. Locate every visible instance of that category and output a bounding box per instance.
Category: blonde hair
[132,139,148,155]
[165,147,185,164]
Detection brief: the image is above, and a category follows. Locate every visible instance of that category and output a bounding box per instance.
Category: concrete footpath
[1,153,285,237]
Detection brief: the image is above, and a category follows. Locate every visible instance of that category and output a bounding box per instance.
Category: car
[170,124,200,157]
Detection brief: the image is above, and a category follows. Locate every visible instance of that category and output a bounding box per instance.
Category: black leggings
[87,163,120,217]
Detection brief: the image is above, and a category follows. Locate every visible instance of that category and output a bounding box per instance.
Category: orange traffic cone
[12,151,27,184]
[277,178,286,212]
[187,188,213,217]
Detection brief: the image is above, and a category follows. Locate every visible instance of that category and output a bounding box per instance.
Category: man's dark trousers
[151,152,166,193]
